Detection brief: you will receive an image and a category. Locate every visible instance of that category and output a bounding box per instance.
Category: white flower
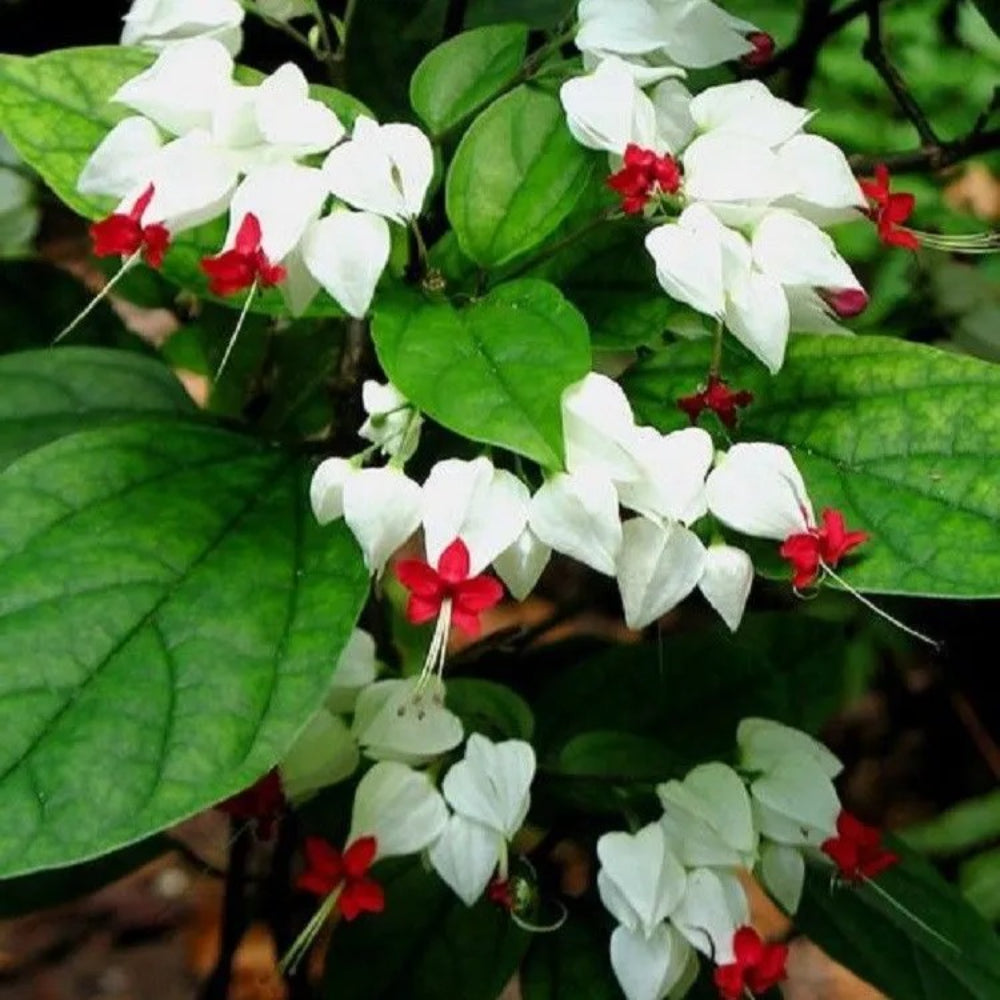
[121,0,244,55]
[658,763,758,869]
[671,868,749,963]
[610,923,695,1000]
[775,134,867,226]
[759,840,806,914]
[562,373,644,483]
[597,823,687,936]
[616,518,706,630]
[323,117,434,224]
[358,381,423,461]
[347,761,449,860]
[352,677,464,765]
[428,735,536,906]
[211,63,346,171]
[301,208,392,319]
[326,628,379,713]
[113,37,237,136]
[420,457,530,575]
[689,81,811,148]
[705,443,814,541]
[280,707,359,802]
[529,469,623,576]
[699,545,754,633]
[310,460,422,576]
[493,526,551,602]
[77,117,165,200]
[737,718,843,778]
[576,0,760,72]
[253,0,312,20]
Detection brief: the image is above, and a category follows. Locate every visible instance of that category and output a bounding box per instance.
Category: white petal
[776,134,866,220]
[255,63,346,155]
[529,470,622,576]
[752,210,862,292]
[380,123,434,219]
[421,458,529,575]
[616,518,706,630]
[690,80,811,147]
[597,824,687,935]
[699,545,753,632]
[428,814,501,906]
[442,734,536,838]
[683,133,795,206]
[759,841,806,914]
[343,467,422,575]
[78,117,163,198]
[326,628,378,713]
[348,760,449,859]
[645,207,726,318]
[493,526,551,602]
[280,248,321,317]
[280,709,359,802]
[610,924,692,1000]
[562,373,643,483]
[751,757,841,846]
[650,78,695,152]
[785,286,851,335]
[705,442,813,540]
[559,56,658,155]
[661,2,756,69]
[122,0,244,54]
[617,426,713,524]
[352,677,464,766]
[223,163,328,262]
[576,2,666,57]
[310,457,353,524]
[672,868,748,963]
[113,37,236,135]
[737,718,843,778]
[303,209,390,319]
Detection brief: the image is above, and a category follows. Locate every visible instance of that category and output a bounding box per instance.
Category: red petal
[91,215,142,258]
[780,533,822,588]
[234,212,263,255]
[338,877,385,920]
[406,593,443,625]
[201,250,257,296]
[836,810,868,841]
[713,963,745,1000]
[747,942,788,992]
[885,192,915,225]
[129,183,156,222]
[732,926,764,965]
[450,606,483,638]
[454,574,505,614]
[141,224,171,269]
[677,390,707,423]
[303,837,344,881]
[297,870,339,897]
[821,834,859,877]
[437,539,471,584]
[860,849,899,879]
[395,558,444,599]
[342,837,377,879]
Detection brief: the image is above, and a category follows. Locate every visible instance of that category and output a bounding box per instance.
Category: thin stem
[410,219,430,275]
[850,126,1000,173]
[306,0,339,83]
[239,1,314,50]
[215,282,259,381]
[53,251,141,345]
[709,318,725,377]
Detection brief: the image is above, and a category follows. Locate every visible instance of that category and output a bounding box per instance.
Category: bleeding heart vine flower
[712,926,788,1000]
[822,810,899,882]
[358,381,423,462]
[218,769,285,839]
[89,183,170,268]
[677,375,754,429]
[325,628,380,714]
[428,734,536,906]
[121,0,245,55]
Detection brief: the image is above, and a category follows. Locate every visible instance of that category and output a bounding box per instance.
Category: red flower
[607,144,682,215]
[297,836,385,921]
[742,32,775,68]
[677,375,754,429]
[714,927,788,1000]
[860,164,919,250]
[822,810,899,882]
[488,877,513,911]
[201,213,287,296]
[90,183,171,268]
[218,769,286,839]
[779,507,869,589]
[394,538,505,638]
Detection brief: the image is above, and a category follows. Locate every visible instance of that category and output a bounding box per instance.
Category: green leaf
[521,903,621,1000]
[411,24,529,137]
[970,0,1000,36]
[797,843,1000,999]
[322,857,529,999]
[623,336,1000,598]
[446,85,595,268]
[0,836,166,918]
[0,420,368,877]
[371,280,590,467]
[0,347,196,470]
[465,0,576,29]
[556,731,680,783]
[903,790,1000,857]
[960,848,1000,924]
[0,47,364,316]
[446,678,535,741]
[533,613,845,768]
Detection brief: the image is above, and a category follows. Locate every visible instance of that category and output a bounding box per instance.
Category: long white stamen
[861,876,959,953]
[415,601,451,693]
[822,564,940,648]
[215,280,258,381]
[53,250,142,345]
[510,898,569,934]
[280,886,342,974]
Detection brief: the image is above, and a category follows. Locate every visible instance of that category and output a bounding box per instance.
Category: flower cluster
[77,37,433,319]
[597,718,897,1000]
[561,61,869,373]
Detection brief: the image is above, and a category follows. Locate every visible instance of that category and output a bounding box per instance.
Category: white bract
[326,628,380,713]
[420,458,530,576]
[576,0,760,73]
[358,381,423,461]
[671,867,749,963]
[705,443,814,541]
[352,677,464,765]
[253,0,312,20]
[347,761,449,860]
[121,0,244,55]
[0,140,38,256]
[658,763,758,869]
[493,526,552,602]
[429,735,536,905]
[280,707,360,802]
